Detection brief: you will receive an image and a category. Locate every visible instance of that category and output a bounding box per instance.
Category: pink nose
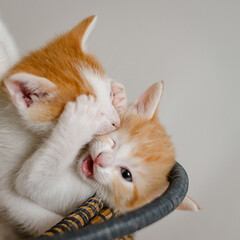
[112,119,120,129]
[94,152,113,168]
[111,113,120,129]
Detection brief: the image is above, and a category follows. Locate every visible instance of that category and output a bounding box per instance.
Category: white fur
[0,18,18,78]
[14,95,103,214]
[0,91,50,237]
[0,87,120,238]
[80,67,120,131]
[0,94,104,237]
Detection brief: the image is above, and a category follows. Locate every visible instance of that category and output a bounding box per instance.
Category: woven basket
[34,162,188,240]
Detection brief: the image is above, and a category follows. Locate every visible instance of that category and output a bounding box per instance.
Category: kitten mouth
[81,155,94,179]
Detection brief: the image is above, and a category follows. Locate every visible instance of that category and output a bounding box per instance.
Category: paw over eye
[120,168,132,182]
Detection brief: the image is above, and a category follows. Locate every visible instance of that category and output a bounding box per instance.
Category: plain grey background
[0,0,239,239]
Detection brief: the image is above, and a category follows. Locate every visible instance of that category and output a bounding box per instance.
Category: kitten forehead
[116,140,137,164]
[79,67,110,99]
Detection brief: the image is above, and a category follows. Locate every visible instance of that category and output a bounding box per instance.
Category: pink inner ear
[133,92,149,113]
[10,80,47,108]
[19,82,33,107]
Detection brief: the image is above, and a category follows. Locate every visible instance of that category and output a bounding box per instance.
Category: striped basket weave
[34,162,188,240]
[38,196,133,240]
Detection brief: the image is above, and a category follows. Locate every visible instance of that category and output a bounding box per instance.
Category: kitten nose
[111,116,120,129]
[94,152,113,168]
[112,120,120,129]
[110,109,120,129]
[94,153,104,167]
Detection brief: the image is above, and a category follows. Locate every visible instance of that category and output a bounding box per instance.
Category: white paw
[111,80,127,113]
[59,94,101,137]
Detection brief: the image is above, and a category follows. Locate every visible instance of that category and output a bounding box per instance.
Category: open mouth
[81,155,94,179]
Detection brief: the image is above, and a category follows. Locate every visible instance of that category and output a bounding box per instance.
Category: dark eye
[120,168,132,182]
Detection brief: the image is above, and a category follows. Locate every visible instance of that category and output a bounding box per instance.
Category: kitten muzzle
[94,152,113,168]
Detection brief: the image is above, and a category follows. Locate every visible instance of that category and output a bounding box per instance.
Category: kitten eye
[120,168,132,182]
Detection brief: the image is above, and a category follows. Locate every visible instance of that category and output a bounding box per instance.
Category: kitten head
[79,82,174,212]
[80,81,199,212]
[1,15,120,134]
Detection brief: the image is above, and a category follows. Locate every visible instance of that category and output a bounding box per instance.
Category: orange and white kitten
[14,82,198,238]
[79,82,198,213]
[0,16,126,238]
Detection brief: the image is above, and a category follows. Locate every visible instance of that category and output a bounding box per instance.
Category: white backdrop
[0,1,239,239]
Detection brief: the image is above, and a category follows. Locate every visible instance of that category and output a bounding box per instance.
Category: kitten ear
[133,81,164,119]
[3,72,57,111]
[177,195,200,211]
[72,15,97,51]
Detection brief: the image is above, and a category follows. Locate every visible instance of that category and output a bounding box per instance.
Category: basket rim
[37,162,188,240]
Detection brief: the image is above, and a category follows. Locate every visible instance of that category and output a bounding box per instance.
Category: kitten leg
[44,94,102,165]
[14,95,102,204]
[6,95,101,236]
[17,94,102,175]
[0,189,63,237]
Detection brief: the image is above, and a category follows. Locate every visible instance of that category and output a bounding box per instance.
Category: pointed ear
[72,15,97,51]
[3,72,57,111]
[132,81,164,119]
[177,196,200,211]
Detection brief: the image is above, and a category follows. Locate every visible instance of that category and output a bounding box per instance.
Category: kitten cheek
[94,166,113,186]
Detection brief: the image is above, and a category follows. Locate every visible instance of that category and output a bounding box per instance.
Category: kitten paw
[111,80,127,113]
[59,94,101,139]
